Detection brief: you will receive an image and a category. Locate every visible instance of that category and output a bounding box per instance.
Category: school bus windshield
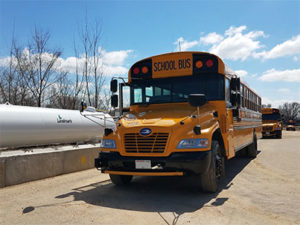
[130,74,224,105]
[262,113,281,121]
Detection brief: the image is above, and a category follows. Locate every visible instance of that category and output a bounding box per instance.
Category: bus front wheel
[276,131,282,139]
[109,174,133,185]
[200,140,225,193]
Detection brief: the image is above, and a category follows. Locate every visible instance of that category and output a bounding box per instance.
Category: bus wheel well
[212,129,226,157]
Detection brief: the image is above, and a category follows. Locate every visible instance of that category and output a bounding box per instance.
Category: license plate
[135,160,151,169]
[266,132,270,134]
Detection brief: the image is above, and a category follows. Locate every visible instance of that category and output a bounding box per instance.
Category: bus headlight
[101,139,116,149]
[176,138,209,149]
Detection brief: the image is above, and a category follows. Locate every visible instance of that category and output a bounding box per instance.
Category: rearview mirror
[188,94,207,107]
[111,94,118,108]
[110,79,118,93]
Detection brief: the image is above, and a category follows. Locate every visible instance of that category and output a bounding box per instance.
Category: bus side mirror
[111,94,118,108]
[188,94,207,107]
[230,77,240,91]
[110,79,118,93]
[80,101,87,112]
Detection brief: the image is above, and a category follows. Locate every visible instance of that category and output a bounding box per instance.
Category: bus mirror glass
[236,78,240,91]
[230,92,237,106]
[80,101,87,112]
[188,94,207,107]
[230,77,240,91]
[110,79,118,93]
[111,94,118,108]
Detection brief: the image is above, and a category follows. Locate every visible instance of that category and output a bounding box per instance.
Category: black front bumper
[262,130,279,136]
[95,151,212,175]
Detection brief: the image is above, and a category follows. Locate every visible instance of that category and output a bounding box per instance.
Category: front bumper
[95,151,212,176]
[262,131,277,136]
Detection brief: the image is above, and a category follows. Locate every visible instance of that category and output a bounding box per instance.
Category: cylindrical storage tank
[0,104,116,149]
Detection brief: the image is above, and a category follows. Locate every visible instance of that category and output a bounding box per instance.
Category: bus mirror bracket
[233,108,240,121]
[188,94,206,135]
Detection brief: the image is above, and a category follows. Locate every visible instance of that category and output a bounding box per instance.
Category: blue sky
[0,0,299,107]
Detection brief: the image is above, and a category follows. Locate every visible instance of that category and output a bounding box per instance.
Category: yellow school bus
[262,108,282,138]
[286,120,296,131]
[95,52,262,192]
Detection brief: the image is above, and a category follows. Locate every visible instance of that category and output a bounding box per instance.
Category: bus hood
[262,120,280,126]
[120,105,215,128]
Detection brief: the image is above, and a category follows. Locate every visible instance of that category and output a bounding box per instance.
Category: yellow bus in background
[95,52,262,192]
[262,108,283,138]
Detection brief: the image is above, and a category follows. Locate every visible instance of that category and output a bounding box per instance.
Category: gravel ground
[1,130,299,225]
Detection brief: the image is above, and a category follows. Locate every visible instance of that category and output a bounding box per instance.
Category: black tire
[109,174,133,185]
[247,135,257,158]
[277,130,282,139]
[200,140,225,193]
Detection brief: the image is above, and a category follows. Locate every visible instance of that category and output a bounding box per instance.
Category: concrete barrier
[0,144,100,188]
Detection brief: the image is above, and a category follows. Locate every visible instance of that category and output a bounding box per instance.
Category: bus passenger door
[226,108,235,159]
[225,78,235,159]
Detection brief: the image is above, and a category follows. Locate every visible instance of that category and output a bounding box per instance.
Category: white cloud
[207,26,265,61]
[259,68,300,82]
[0,48,132,77]
[235,70,248,77]
[101,49,132,66]
[173,25,265,60]
[278,88,290,93]
[225,25,247,36]
[200,32,223,45]
[254,35,300,59]
[0,56,13,67]
[262,97,299,108]
[174,37,198,51]
[293,56,299,62]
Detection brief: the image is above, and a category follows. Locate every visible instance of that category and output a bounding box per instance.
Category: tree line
[0,22,111,111]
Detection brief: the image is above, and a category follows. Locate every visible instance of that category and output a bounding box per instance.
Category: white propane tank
[0,103,116,149]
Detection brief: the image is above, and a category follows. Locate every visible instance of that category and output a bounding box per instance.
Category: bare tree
[14,28,62,107]
[77,17,106,109]
[279,102,300,122]
[0,37,31,105]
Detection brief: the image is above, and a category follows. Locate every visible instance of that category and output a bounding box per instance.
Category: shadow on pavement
[55,155,256,217]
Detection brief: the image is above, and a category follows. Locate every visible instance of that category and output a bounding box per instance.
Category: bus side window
[155,87,161,96]
[241,85,244,107]
[163,89,170,96]
[225,78,231,107]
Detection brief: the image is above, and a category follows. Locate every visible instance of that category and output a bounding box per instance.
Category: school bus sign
[152,52,193,78]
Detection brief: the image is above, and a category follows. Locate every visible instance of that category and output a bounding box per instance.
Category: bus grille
[124,133,169,153]
[263,126,273,132]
